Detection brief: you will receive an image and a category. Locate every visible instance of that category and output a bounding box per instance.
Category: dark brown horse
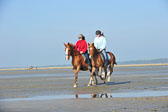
[88,43,117,86]
[64,42,93,87]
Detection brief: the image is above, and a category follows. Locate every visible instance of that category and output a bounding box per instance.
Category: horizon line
[0,63,168,71]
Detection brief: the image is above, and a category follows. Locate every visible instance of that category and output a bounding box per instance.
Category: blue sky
[0,0,168,67]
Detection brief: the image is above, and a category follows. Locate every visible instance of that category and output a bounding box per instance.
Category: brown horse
[64,42,94,88]
[88,43,117,86]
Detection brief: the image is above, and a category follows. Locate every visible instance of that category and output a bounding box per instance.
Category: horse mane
[92,44,99,55]
[68,42,80,55]
[69,43,75,47]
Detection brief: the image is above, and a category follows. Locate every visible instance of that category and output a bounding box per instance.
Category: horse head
[64,42,73,60]
[88,43,95,59]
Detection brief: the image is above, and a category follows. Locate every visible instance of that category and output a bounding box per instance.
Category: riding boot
[102,49,108,67]
[84,52,91,70]
[88,62,91,70]
[105,60,108,67]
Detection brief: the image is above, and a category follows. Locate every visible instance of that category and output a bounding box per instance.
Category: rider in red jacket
[75,39,87,54]
[75,34,91,69]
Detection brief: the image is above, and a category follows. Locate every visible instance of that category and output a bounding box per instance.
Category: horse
[88,43,117,86]
[64,42,97,88]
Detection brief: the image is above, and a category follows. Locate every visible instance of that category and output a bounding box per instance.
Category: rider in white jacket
[94,30,109,66]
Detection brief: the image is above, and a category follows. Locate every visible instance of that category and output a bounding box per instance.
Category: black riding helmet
[95,30,101,35]
[78,34,85,40]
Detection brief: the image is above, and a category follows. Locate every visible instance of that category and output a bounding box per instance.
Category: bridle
[65,47,71,58]
[66,45,81,58]
[89,46,95,59]
[89,45,102,59]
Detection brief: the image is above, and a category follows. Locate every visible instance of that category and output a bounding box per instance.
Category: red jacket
[75,40,87,53]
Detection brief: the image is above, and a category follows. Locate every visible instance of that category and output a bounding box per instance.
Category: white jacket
[94,36,106,49]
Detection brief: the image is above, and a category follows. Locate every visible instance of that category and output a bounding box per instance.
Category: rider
[94,30,109,66]
[75,34,91,69]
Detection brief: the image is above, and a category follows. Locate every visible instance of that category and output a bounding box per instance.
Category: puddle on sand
[0,74,74,79]
[159,87,168,89]
[0,74,89,79]
[151,77,168,80]
[0,91,168,102]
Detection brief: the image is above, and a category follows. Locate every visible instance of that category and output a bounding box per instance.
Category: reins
[70,45,81,57]
[93,46,100,57]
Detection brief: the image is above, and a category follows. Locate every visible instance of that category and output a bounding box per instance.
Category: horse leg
[92,72,98,85]
[74,65,80,88]
[98,67,102,78]
[99,67,105,81]
[107,65,111,83]
[88,67,96,86]
[107,64,114,84]
[94,73,98,85]
[103,66,107,83]
[88,68,95,86]
[88,70,94,86]
[88,77,92,86]
[89,72,97,86]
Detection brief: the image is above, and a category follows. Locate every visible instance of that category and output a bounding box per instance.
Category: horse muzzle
[66,56,69,61]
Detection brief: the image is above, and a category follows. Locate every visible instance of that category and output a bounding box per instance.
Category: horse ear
[92,43,94,46]
[88,43,90,46]
[67,42,70,45]
[64,43,67,47]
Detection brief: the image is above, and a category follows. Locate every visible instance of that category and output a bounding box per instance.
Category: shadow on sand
[98,81,131,86]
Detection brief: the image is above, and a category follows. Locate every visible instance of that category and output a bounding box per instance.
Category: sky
[0,0,168,67]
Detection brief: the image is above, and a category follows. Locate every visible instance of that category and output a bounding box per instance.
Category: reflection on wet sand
[0,91,168,102]
[75,93,112,99]
[92,93,112,98]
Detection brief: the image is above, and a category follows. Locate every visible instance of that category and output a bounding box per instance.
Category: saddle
[82,54,86,62]
[82,53,90,64]
[99,51,109,66]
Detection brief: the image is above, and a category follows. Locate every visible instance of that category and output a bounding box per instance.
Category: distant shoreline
[0,63,168,71]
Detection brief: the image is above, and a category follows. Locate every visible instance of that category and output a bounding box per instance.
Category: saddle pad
[100,52,110,61]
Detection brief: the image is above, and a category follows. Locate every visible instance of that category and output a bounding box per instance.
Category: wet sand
[0,65,168,112]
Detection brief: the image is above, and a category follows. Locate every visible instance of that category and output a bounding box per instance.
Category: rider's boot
[88,62,92,70]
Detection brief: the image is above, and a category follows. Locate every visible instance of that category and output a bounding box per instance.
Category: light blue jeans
[102,49,109,66]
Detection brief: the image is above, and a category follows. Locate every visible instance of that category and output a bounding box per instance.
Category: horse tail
[113,54,117,65]
[107,52,117,65]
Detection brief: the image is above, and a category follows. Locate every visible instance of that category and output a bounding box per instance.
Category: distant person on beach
[75,34,91,69]
[94,30,109,66]
[29,66,33,70]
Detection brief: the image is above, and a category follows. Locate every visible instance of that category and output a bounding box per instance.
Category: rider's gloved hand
[98,49,102,52]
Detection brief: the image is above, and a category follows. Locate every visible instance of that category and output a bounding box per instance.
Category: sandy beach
[0,65,168,112]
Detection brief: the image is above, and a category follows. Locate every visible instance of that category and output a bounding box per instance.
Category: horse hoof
[73,84,77,88]
[88,83,91,87]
